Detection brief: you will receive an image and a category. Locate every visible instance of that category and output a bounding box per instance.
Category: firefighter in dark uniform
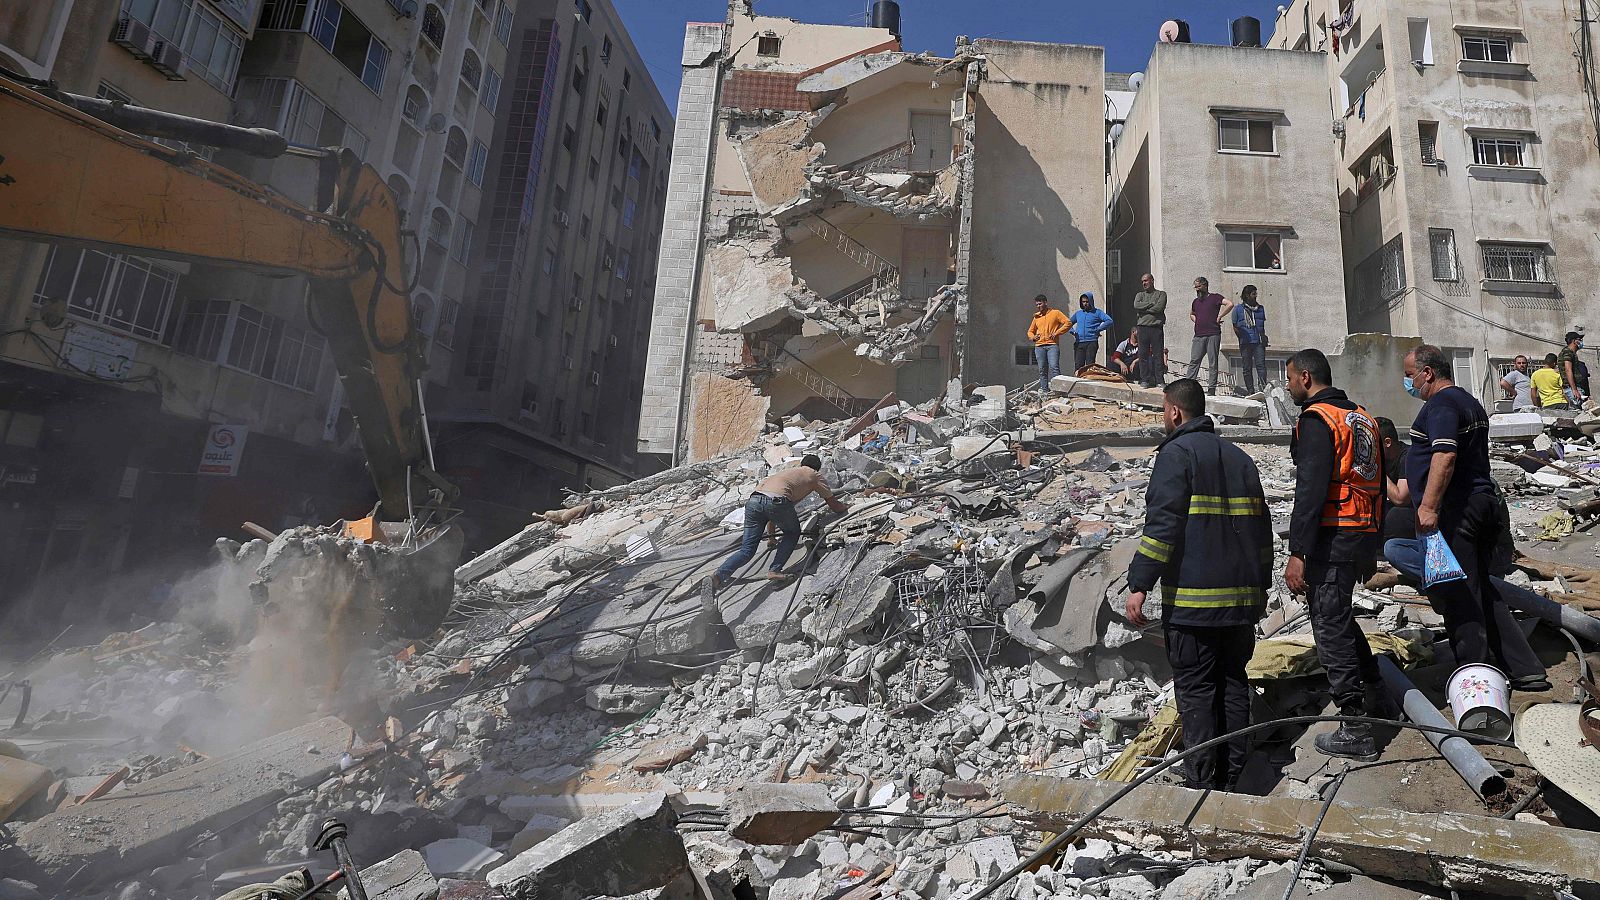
[1283,349,1385,761]
[1125,378,1275,790]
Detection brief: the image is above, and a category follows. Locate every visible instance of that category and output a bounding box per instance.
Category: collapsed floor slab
[4,717,354,887]
[1001,774,1600,898]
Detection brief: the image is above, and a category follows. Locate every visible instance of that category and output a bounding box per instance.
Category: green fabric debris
[1247,632,1432,680]
[1537,511,1575,542]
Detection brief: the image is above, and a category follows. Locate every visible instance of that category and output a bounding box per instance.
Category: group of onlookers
[1028,274,1272,396]
[1498,331,1591,411]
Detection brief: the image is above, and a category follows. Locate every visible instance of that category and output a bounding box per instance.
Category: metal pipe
[1492,576,1600,644]
[49,92,291,158]
[1376,655,1506,799]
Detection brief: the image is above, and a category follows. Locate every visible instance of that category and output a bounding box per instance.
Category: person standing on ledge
[1026,294,1070,392]
[1132,273,1168,389]
[1185,277,1234,395]
[1069,291,1114,372]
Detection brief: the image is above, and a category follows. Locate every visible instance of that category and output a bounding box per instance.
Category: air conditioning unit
[554,210,570,227]
[568,296,584,311]
[588,371,601,386]
[602,254,614,270]
[111,17,154,59]
[625,287,634,298]
[563,355,574,370]
[519,401,539,418]
[607,334,619,348]
[147,41,187,79]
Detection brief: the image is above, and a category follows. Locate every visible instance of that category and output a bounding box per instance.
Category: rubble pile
[6,380,1600,900]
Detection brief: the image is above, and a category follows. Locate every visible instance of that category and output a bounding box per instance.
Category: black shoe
[1314,724,1379,762]
[1510,675,1552,692]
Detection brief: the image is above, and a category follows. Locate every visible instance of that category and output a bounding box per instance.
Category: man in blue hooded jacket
[1069,291,1114,372]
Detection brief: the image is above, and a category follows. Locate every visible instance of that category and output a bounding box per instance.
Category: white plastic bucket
[1448,663,1512,740]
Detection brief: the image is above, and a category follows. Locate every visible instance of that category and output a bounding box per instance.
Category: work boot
[1510,674,1552,692]
[1314,723,1378,762]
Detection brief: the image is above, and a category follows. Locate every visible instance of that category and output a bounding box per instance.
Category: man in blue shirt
[1231,285,1268,394]
[1396,344,1547,690]
[1069,291,1114,372]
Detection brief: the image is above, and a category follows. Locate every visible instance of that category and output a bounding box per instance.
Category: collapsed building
[639,1,1107,464]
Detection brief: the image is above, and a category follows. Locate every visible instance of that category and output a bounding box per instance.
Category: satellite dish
[39,296,67,329]
[1109,123,1124,141]
[426,112,448,134]
[400,0,417,17]
[1128,71,1144,91]
[1159,19,1191,43]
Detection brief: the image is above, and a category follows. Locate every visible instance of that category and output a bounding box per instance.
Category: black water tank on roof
[1232,16,1262,48]
[872,0,902,39]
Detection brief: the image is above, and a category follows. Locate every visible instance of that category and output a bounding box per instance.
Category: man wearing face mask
[1396,345,1548,690]
[1124,379,1274,790]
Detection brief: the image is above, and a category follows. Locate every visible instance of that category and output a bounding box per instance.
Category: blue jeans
[1239,341,1268,393]
[1034,343,1060,391]
[716,494,801,581]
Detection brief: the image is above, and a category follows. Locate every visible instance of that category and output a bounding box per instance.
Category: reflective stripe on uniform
[1165,585,1266,608]
[1138,535,1173,563]
[1188,494,1266,516]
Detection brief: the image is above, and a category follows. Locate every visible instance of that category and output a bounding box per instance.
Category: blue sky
[613,0,1285,113]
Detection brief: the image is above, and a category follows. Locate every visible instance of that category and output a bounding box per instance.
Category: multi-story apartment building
[1268,0,1600,402]
[433,0,672,548]
[0,0,508,622]
[638,1,1105,465]
[1108,40,1348,390]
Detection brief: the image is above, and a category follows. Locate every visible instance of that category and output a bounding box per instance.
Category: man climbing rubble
[1283,349,1386,761]
[1124,378,1274,790]
[708,454,848,593]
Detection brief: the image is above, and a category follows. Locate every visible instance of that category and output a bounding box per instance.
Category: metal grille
[1481,244,1553,283]
[1353,235,1406,313]
[1428,228,1458,281]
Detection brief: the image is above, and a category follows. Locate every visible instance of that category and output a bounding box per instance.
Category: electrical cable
[1280,768,1347,900]
[964,715,1517,900]
[1500,778,1546,820]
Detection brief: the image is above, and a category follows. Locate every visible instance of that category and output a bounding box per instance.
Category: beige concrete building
[0,0,511,615]
[1268,0,1600,402]
[1108,41,1348,389]
[639,1,1105,463]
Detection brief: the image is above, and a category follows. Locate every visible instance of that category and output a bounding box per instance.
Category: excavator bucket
[365,521,465,638]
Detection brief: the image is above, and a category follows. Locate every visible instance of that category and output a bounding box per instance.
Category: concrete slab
[1051,375,1262,423]
[726,783,840,845]
[1002,774,1600,898]
[360,849,441,900]
[4,717,351,887]
[487,793,689,900]
[1490,412,1546,441]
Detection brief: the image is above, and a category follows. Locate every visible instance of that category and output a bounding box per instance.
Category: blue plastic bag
[1422,530,1466,588]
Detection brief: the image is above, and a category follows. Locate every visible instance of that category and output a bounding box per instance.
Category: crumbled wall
[686,372,771,463]
[708,238,807,334]
[737,113,827,212]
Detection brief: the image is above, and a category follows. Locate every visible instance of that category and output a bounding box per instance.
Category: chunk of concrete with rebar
[727,782,841,845]
[487,792,688,900]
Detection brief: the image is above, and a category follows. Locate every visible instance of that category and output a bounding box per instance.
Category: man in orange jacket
[1027,294,1069,391]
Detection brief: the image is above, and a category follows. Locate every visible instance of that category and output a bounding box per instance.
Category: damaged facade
[639,4,1105,463]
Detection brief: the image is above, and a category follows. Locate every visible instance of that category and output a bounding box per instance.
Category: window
[521,381,540,415]
[601,35,612,63]
[552,184,567,211]
[452,218,474,264]
[1462,34,1512,63]
[588,156,600,181]
[1473,135,1526,167]
[622,69,631,91]
[1428,228,1459,281]
[460,51,482,92]
[1107,249,1122,285]
[123,0,245,92]
[436,297,459,350]
[571,64,586,94]
[757,34,781,57]
[176,299,231,360]
[580,214,592,237]
[494,1,513,43]
[1353,235,1407,313]
[1223,231,1283,271]
[412,295,435,339]
[444,128,468,167]
[541,247,557,276]
[650,118,662,142]
[616,251,631,282]
[481,66,501,113]
[299,0,389,94]
[627,150,642,181]
[596,98,608,128]
[467,139,488,186]
[534,311,549,337]
[563,125,576,152]
[622,196,637,229]
[1013,345,1035,366]
[428,208,452,247]
[420,3,445,48]
[1407,18,1433,66]
[224,303,324,391]
[1217,117,1275,153]
[610,185,622,210]
[575,0,591,21]
[1481,243,1554,284]
[617,131,630,158]
[33,246,179,342]
[1419,121,1439,164]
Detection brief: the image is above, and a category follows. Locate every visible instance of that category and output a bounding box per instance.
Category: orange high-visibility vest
[1297,402,1383,532]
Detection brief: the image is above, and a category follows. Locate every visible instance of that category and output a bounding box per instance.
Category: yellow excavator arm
[0,69,450,522]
